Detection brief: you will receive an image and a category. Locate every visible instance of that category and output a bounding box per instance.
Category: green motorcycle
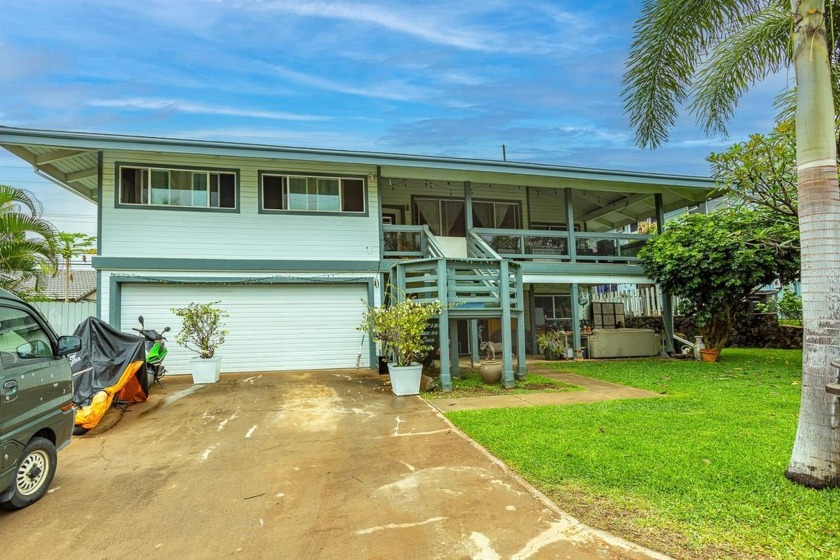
[132,316,170,389]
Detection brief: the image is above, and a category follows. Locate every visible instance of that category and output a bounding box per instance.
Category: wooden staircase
[390,228,526,390]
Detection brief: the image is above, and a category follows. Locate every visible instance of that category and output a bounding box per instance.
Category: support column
[470,319,480,366]
[437,259,453,391]
[500,260,514,387]
[515,265,527,379]
[564,188,576,261]
[655,194,675,354]
[394,265,406,299]
[528,288,537,359]
[570,283,582,360]
[449,318,460,378]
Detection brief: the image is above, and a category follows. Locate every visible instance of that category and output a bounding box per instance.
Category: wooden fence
[591,287,679,317]
[32,301,97,336]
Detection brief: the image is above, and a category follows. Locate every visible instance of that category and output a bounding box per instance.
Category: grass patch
[423,369,582,400]
[445,349,840,559]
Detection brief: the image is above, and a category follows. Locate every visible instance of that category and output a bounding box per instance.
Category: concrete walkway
[430,365,665,413]
[1,370,669,560]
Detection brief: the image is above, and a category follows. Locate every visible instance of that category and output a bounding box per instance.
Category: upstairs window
[473,201,521,229]
[119,165,237,209]
[261,174,365,214]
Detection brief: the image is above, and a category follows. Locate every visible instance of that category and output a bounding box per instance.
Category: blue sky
[0,0,789,236]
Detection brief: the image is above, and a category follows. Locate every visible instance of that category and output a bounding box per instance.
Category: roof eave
[0,126,715,194]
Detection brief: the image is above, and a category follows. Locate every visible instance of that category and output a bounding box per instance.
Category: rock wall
[625,313,802,350]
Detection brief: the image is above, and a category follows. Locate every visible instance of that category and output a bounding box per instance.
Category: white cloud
[233,0,569,54]
[87,98,330,121]
[269,65,433,102]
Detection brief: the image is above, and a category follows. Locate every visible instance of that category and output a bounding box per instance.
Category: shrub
[171,301,228,359]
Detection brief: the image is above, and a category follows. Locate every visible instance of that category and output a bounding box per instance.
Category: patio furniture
[588,328,659,358]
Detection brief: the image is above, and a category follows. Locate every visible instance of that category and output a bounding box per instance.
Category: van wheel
[72,425,89,436]
[0,437,57,510]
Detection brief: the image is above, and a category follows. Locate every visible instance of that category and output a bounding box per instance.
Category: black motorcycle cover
[69,317,148,429]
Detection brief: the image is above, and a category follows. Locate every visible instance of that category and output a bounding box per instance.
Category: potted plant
[171,301,229,383]
[537,329,568,360]
[359,295,443,396]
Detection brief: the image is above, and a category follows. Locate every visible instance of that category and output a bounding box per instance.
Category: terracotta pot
[699,348,720,363]
[478,360,503,384]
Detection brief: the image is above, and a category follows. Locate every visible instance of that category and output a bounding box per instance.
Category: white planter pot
[190,356,221,384]
[387,363,423,396]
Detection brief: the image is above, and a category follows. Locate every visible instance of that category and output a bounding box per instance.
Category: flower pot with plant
[171,301,229,384]
[359,293,443,396]
[537,329,568,361]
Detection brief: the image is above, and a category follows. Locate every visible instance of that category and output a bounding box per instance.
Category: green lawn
[424,370,582,399]
[445,349,840,559]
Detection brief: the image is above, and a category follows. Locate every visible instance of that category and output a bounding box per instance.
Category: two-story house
[0,126,714,389]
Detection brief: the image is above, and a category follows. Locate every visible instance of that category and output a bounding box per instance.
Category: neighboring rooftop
[21,269,97,301]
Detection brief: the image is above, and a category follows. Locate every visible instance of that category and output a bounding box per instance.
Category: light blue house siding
[0,126,715,376]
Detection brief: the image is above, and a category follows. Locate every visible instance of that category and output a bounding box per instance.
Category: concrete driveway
[1,370,668,559]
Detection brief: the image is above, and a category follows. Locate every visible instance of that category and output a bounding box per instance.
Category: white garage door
[120,283,369,374]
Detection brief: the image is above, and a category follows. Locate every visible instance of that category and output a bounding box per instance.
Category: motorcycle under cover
[69,317,148,430]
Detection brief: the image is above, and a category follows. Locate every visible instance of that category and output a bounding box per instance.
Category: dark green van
[0,289,81,510]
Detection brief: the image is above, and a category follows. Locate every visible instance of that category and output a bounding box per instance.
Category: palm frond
[0,238,59,272]
[0,213,57,241]
[623,0,766,148]
[0,184,43,217]
[689,6,790,137]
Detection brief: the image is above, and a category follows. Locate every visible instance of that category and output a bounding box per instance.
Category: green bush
[171,301,229,359]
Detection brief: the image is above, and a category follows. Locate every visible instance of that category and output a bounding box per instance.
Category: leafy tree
[0,184,57,295]
[624,0,840,488]
[708,121,799,230]
[639,210,799,350]
[56,232,96,302]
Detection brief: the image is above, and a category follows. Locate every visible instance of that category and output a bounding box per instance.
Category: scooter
[132,316,170,390]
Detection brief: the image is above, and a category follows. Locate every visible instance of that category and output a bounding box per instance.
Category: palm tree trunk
[785,0,840,488]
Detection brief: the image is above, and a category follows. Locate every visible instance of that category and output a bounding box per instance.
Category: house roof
[21,269,97,301]
[0,125,716,229]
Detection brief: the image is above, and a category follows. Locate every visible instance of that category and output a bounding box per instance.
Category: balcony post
[377,166,385,259]
[655,194,675,354]
[564,188,576,262]
[464,181,473,231]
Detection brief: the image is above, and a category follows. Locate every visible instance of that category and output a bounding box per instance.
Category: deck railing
[393,257,521,314]
[382,224,425,258]
[473,228,649,263]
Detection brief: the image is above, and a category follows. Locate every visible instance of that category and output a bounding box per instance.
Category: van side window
[0,307,53,368]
